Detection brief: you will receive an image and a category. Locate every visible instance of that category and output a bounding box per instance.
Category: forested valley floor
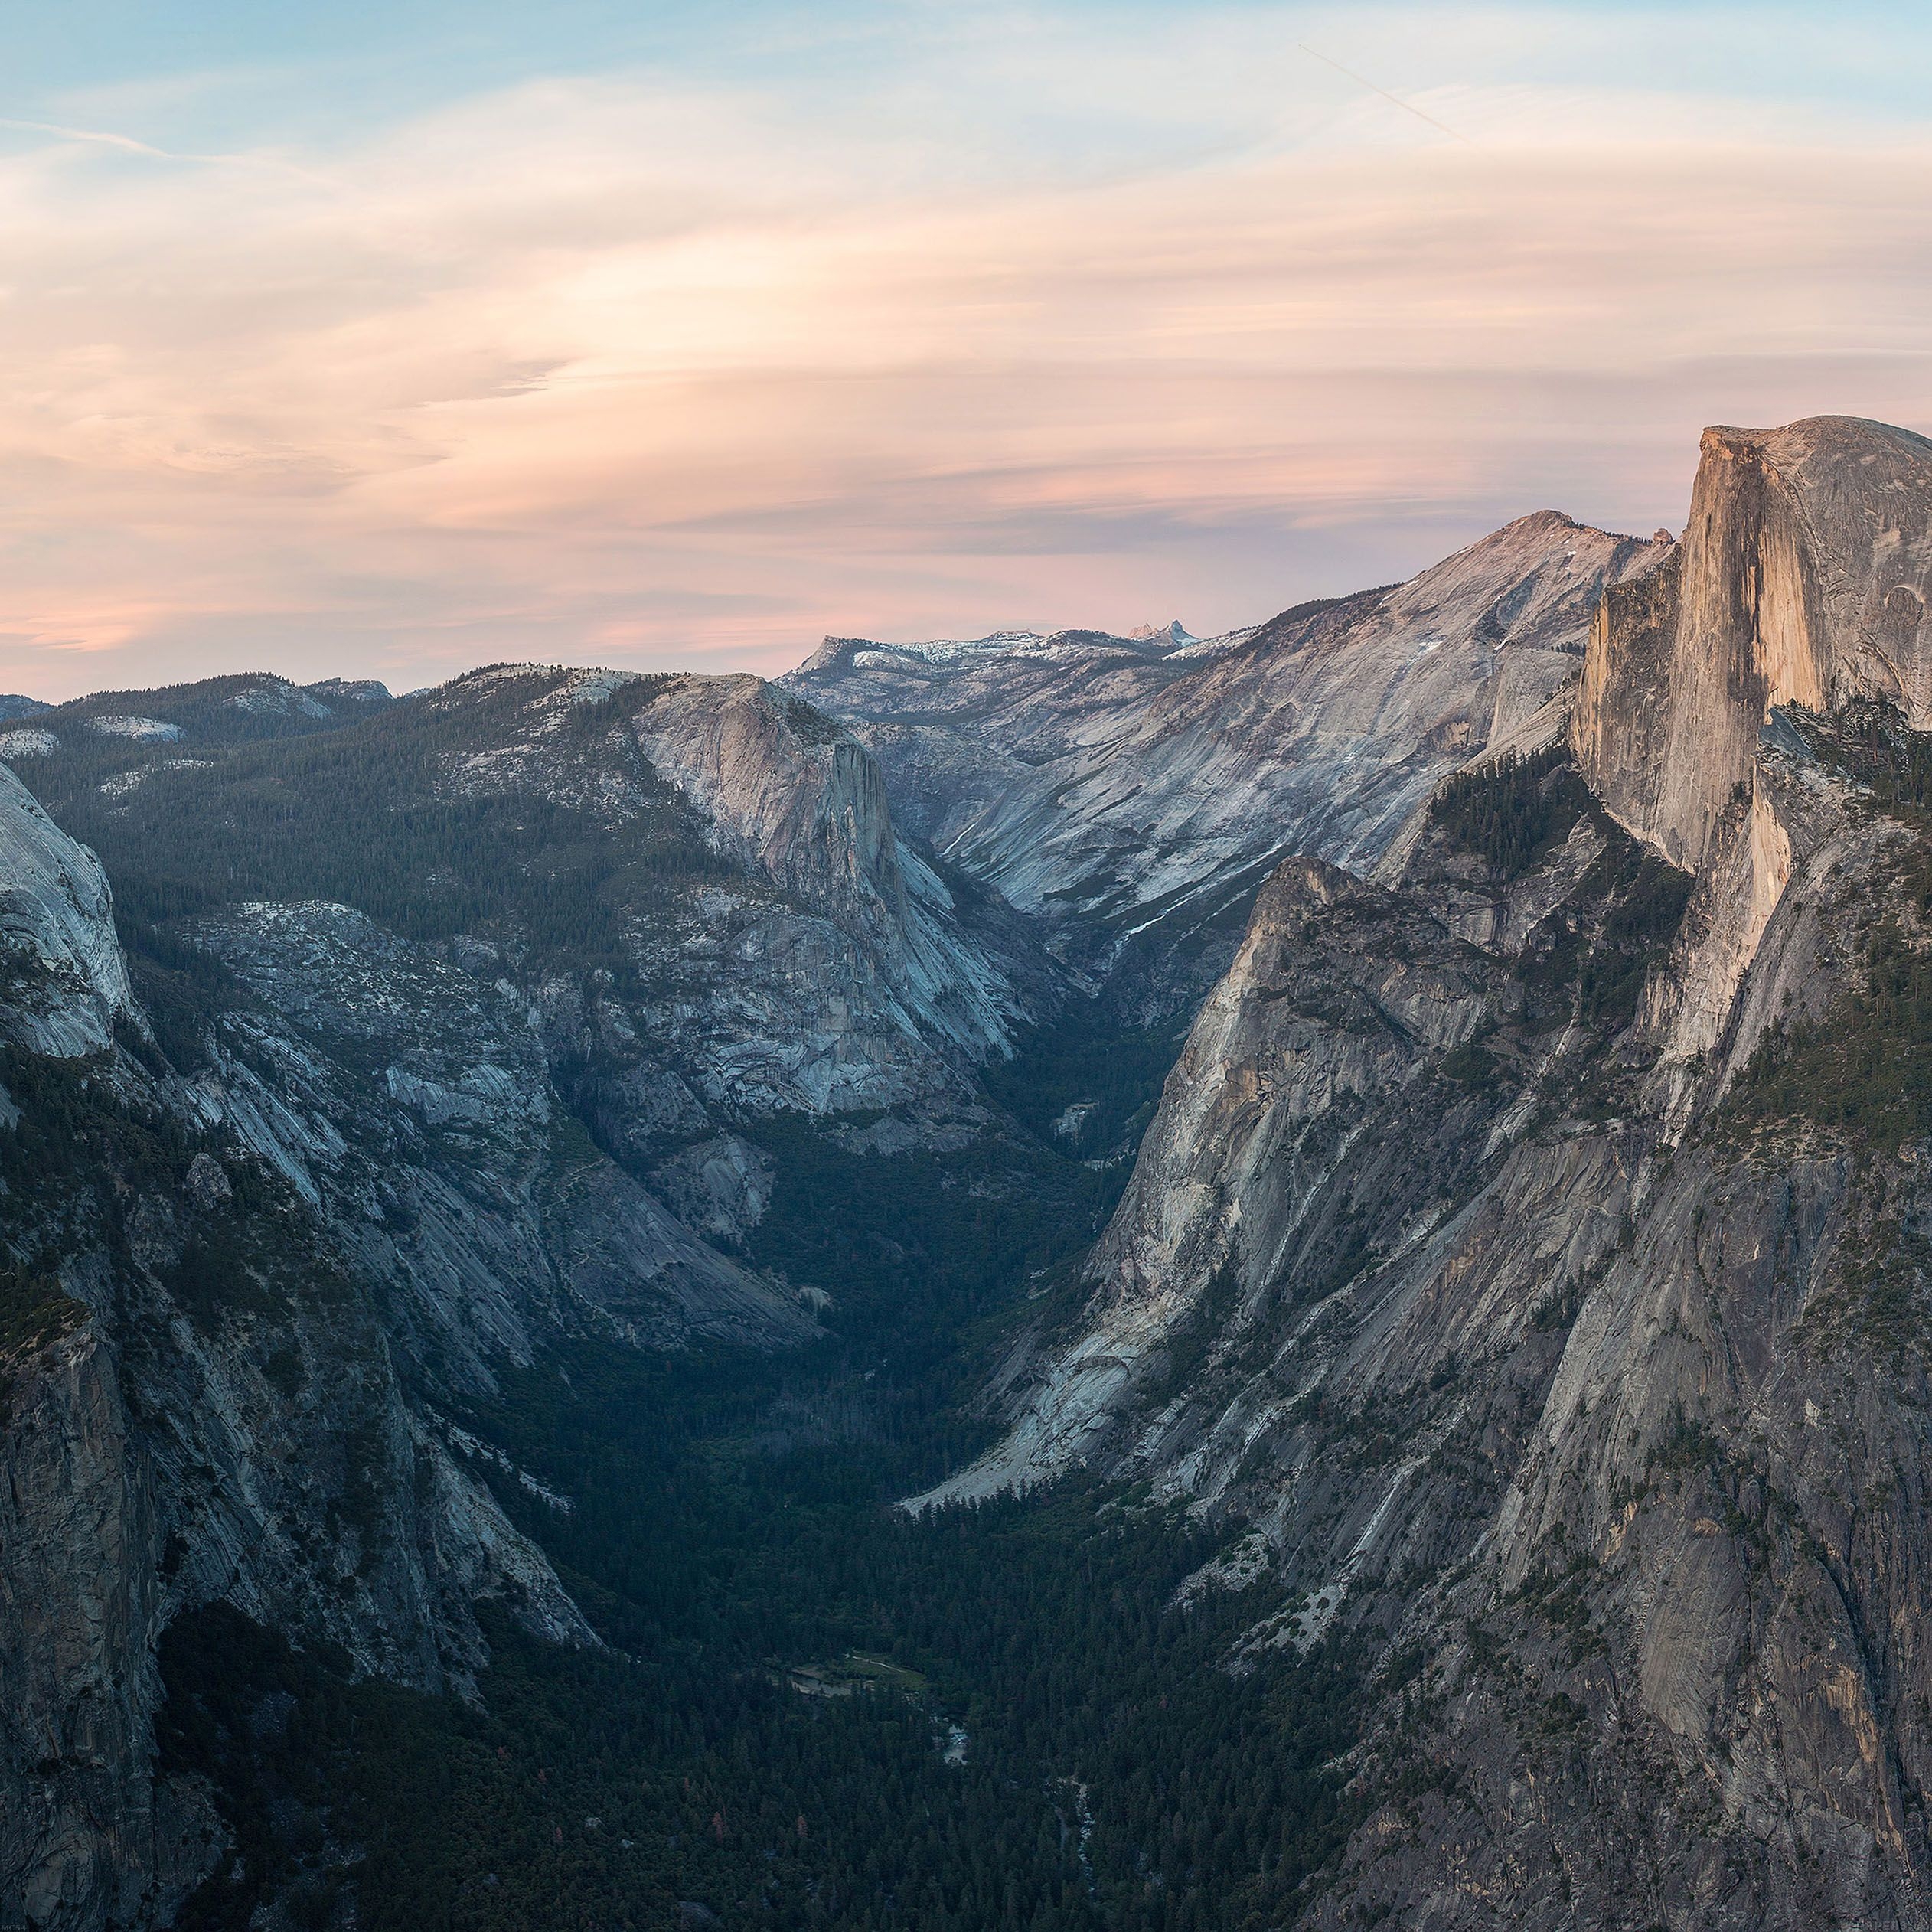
[161,1013,1363,1932]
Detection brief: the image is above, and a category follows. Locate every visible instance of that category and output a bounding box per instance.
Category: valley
[5,416,1932,1930]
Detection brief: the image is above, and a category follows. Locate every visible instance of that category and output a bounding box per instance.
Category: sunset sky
[6,2,1932,699]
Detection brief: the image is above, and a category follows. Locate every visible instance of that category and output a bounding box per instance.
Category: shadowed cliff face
[0,777,819,1924]
[0,763,132,1058]
[1575,415,1932,870]
[0,662,1059,1928]
[621,672,1046,1076]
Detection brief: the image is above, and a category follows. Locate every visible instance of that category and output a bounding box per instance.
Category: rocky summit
[784,511,1666,1015]
[6,417,1932,1931]
[907,416,1932,1927]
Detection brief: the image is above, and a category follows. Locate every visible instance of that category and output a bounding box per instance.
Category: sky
[5,2,1932,699]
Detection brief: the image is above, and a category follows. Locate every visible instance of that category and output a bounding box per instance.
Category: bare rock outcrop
[0,763,131,1057]
[0,779,647,1926]
[919,416,1932,1927]
[788,513,1667,1000]
[1575,415,1932,869]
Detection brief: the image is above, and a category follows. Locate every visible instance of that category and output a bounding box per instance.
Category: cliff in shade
[919,417,1932,1929]
[0,762,601,1927]
[0,665,1049,1926]
[786,513,1667,1011]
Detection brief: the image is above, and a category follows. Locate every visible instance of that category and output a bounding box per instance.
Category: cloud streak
[0,114,337,186]
[1295,44,1475,143]
[3,5,1932,697]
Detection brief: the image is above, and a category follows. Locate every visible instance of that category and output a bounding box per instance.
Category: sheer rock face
[909,853,1503,1508]
[0,796,640,1927]
[413,667,1051,1136]
[0,764,131,1056]
[187,898,808,1363]
[922,418,1932,1927]
[622,673,1041,1073]
[786,514,1666,994]
[932,721,1932,1928]
[1575,415,1932,870]
[0,657,1062,1930]
[6,669,1007,1927]
[629,675,911,936]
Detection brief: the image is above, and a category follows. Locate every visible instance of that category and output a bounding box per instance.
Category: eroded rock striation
[787,513,1666,1004]
[0,763,132,1057]
[921,417,1932,1927]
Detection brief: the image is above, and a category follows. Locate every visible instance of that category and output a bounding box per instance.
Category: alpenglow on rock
[912,416,1932,1930]
[17,413,1932,1932]
[1575,414,1932,869]
[785,511,1668,982]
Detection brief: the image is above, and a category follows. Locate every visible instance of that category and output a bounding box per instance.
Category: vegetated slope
[25,671,391,749]
[0,760,621,1929]
[147,953,1349,1932]
[18,662,1060,1174]
[785,513,1667,1008]
[921,416,1932,1930]
[0,660,1075,1927]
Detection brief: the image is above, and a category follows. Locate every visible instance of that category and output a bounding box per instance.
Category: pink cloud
[2,44,1931,697]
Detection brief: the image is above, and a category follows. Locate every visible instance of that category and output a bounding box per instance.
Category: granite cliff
[917,417,1932,1927]
[786,513,1667,1010]
[0,662,1049,1925]
[0,762,610,1927]
[1575,416,1932,868]
[11,416,1932,1930]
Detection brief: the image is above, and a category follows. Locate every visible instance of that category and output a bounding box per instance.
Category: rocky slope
[14,413,1932,1930]
[0,660,1056,1927]
[0,772,612,1927]
[1576,416,1932,869]
[0,765,132,1057]
[919,418,1932,1928]
[15,664,1056,1164]
[785,514,1667,1006]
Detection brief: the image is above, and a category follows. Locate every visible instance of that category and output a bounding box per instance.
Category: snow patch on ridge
[86,715,182,742]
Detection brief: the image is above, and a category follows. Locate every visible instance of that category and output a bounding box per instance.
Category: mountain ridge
[0,656,1066,1923]
[907,415,1932,1929]
[785,509,1667,1020]
[8,417,1932,1930]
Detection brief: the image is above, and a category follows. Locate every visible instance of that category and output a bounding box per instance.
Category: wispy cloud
[1295,44,1474,143]
[2,5,1931,697]
[0,113,336,186]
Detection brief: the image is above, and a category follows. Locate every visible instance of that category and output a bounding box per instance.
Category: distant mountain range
[784,510,1666,1017]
